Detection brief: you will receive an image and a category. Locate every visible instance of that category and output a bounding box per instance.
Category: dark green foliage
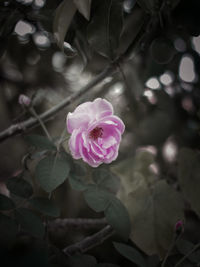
[15,208,45,238]
[25,135,56,151]
[113,242,147,267]
[0,193,15,210]
[0,213,18,246]
[35,154,70,192]
[84,185,131,240]
[28,197,60,217]
[6,177,33,198]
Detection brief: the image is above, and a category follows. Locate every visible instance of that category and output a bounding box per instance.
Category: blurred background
[0,0,200,266]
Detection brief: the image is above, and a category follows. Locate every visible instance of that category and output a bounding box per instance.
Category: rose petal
[103,145,119,164]
[92,98,113,119]
[67,112,91,134]
[79,143,101,167]
[100,115,125,134]
[68,128,82,159]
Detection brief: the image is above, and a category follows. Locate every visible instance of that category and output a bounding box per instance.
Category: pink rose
[66,98,125,167]
[18,94,31,107]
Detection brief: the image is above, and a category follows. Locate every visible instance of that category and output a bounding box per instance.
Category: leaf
[0,194,15,210]
[84,185,111,212]
[178,148,200,217]
[113,242,147,267]
[6,177,33,198]
[53,0,77,49]
[25,134,56,151]
[87,0,123,59]
[104,197,131,241]
[15,208,45,238]
[113,155,184,257]
[35,155,70,192]
[28,197,60,217]
[128,179,184,257]
[69,174,88,191]
[73,0,92,20]
[92,169,120,194]
[0,213,18,246]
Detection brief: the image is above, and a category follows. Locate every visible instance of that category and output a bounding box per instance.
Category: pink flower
[18,94,31,107]
[66,98,125,167]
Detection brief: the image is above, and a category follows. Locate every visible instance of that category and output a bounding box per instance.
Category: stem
[63,225,114,255]
[49,217,107,230]
[29,107,52,141]
[175,242,200,267]
[161,234,182,267]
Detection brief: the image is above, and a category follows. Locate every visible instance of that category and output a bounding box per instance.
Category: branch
[0,65,115,143]
[0,13,152,143]
[63,225,114,255]
[49,217,107,231]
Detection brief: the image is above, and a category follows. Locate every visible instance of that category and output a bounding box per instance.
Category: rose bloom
[66,98,125,167]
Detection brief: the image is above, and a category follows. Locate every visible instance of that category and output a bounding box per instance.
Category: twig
[175,242,200,267]
[29,107,52,141]
[0,13,153,144]
[63,225,114,255]
[0,65,115,143]
[49,217,107,230]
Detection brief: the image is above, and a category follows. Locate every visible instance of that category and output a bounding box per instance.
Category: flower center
[89,127,103,140]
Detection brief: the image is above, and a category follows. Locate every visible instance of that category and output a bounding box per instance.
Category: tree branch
[0,13,152,144]
[63,225,114,255]
[49,217,107,231]
[0,65,115,143]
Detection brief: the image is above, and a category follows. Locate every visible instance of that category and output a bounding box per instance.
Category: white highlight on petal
[179,55,196,83]
[145,77,161,90]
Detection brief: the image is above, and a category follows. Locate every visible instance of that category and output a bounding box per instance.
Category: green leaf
[112,155,184,257]
[92,169,120,194]
[0,213,18,246]
[87,0,123,59]
[69,174,88,191]
[15,208,45,238]
[104,196,131,241]
[25,134,56,151]
[53,0,77,49]
[84,185,111,212]
[113,242,147,267]
[6,177,33,198]
[73,0,92,20]
[178,148,200,218]
[0,193,15,210]
[29,197,60,217]
[35,155,70,192]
